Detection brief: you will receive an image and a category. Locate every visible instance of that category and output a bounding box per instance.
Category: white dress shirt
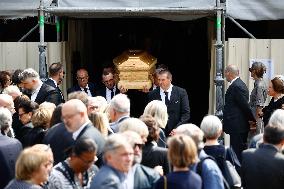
[80,84,92,96]
[31,80,43,102]
[160,84,173,104]
[72,121,90,140]
[106,86,117,103]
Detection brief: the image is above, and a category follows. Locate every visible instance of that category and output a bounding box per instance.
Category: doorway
[68,17,210,125]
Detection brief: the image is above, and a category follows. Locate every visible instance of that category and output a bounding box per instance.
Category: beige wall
[209,38,284,115]
[0,42,67,99]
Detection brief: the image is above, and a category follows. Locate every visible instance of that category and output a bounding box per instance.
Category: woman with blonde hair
[5,144,53,189]
[22,107,53,147]
[89,112,111,137]
[155,134,201,189]
[143,100,168,147]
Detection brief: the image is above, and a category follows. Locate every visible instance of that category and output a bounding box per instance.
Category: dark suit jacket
[134,164,160,189]
[77,123,106,167]
[45,78,65,104]
[43,123,74,164]
[241,143,284,189]
[223,78,255,134]
[67,83,96,96]
[35,83,61,105]
[95,85,120,99]
[90,165,125,189]
[141,142,170,174]
[0,134,22,189]
[148,85,190,136]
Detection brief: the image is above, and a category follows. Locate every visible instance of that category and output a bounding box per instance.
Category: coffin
[113,50,157,89]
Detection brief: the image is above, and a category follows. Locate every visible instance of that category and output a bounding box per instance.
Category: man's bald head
[0,94,15,114]
[225,64,239,82]
[62,99,89,132]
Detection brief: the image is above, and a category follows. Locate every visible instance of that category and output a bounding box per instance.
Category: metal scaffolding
[41,0,226,118]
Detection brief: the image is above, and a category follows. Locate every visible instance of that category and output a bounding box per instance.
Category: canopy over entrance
[1,0,284,21]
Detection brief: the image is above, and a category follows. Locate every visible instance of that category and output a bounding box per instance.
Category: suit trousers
[230,132,248,162]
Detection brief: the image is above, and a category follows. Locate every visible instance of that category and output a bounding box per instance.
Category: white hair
[268,109,284,128]
[176,123,204,149]
[200,115,222,139]
[2,85,22,97]
[118,117,149,138]
[109,93,130,113]
[143,100,168,129]
[0,107,13,135]
[19,68,39,81]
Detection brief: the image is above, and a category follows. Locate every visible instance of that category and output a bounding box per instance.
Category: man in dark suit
[45,62,65,104]
[96,72,120,103]
[241,114,284,189]
[43,122,74,164]
[61,99,105,167]
[19,68,60,105]
[148,69,190,136]
[223,64,256,161]
[67,68,96,97]
[0,107,22,189]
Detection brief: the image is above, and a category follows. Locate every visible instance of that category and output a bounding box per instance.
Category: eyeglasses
[78,156,97,165]
[77,77,88,81]
[61,113,78,120]
[18,112,27,117]
[134,143,144,149]
[103,78,114,84]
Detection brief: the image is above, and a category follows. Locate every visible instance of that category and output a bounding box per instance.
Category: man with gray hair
[19,68,60,105]
[121,130,160,189]
[0,107,22,189]
[90,133,134,189]
[108,93,130,132]
[175,124,224,189]
[223,64,256,161]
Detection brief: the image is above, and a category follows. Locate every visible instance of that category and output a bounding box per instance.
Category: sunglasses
[134,143,144,149]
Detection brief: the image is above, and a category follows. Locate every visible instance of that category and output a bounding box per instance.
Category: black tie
[83,88,88,94]
[164,91,170,105]
[111,88,115,99]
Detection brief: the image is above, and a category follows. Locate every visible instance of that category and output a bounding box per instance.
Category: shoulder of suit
[136,164,160,178]
[42,82,56,91]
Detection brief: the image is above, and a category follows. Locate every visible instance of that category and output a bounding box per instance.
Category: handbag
[163,175,167,189]
[223,149,242,188]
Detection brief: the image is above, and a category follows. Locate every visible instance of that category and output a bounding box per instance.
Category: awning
[1,0,284,21]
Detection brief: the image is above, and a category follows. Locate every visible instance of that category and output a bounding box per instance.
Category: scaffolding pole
[38,0,47,81]
[214,0,225,119]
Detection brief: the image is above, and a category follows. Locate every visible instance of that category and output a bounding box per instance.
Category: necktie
[111,88,115,99]
[83,88,88,94]
[164,91,170,105]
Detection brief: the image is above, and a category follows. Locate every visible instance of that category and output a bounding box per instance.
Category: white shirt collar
[49,78,58,87]
[229,77,239,86]
[160,84,173,93]
[72,121,90,140]
[80,84,89,90]
[31,80,43,102]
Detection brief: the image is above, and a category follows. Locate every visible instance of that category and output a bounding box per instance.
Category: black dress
[262,96,284,126]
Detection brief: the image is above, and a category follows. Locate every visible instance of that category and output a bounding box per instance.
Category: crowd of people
[0,61,284,189]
